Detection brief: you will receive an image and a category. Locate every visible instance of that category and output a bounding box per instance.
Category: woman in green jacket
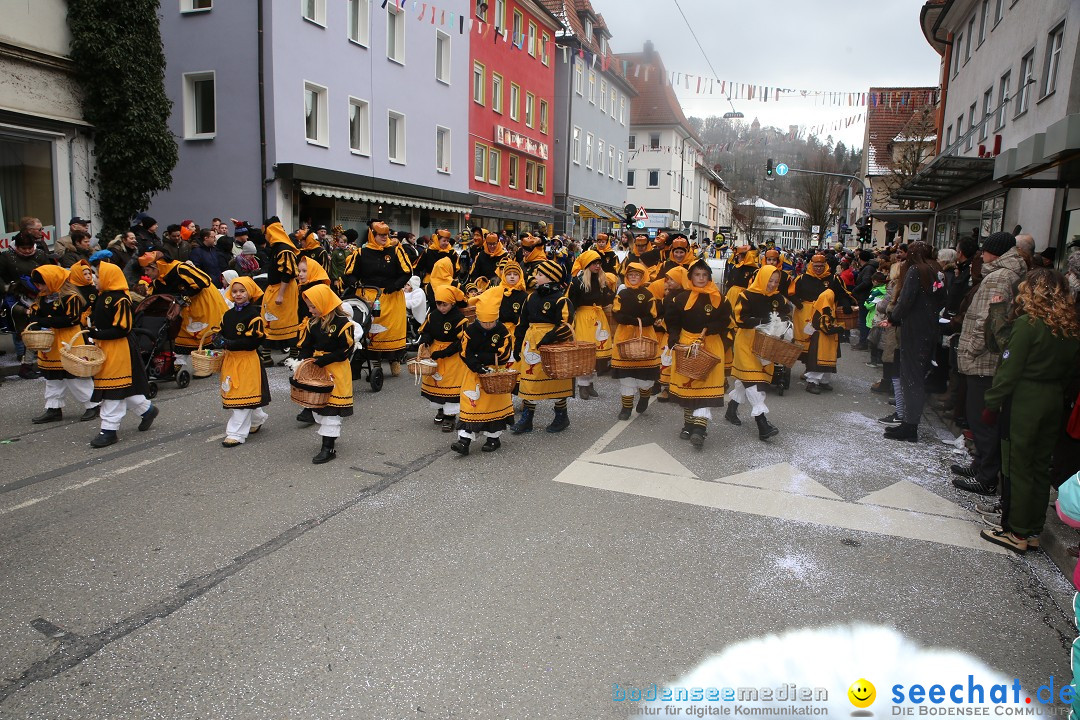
[981,269,1080,553]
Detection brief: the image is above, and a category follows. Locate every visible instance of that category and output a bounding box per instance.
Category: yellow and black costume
[468,233,509,284]
[262,220,301,348]
[611,261,660,419]
[219,276,270,446]
[418,285,469,430]
[515,234,550,290]
[345,221,413,364]
[453,287,515,454]
[590,233,620,277]
[647,266,686,402]
[494,260,528,340]
[154,258,228,353]
[414,230,458,285]
[297,284,355,463]
[297,256,332,323]
[805,287,845,393]
[619,235,660,279]
[299,230,331,271]
[789,254,833,356]
[567,249,616,396]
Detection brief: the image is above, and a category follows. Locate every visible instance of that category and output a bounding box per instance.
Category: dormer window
[600,36,607,54]
[584,18,592,37]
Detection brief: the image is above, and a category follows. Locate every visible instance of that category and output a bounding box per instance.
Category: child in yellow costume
[296,285,355,464]
[153,257,228,359]
[219,277,270,447]
[262,219,301,353]
[453,287,515,455]
[418,285,469,432]
[567,249,616,398]
[790,253,834,357]
[611,262,660,420]
[649,266,688,402]
[805,287,849,394]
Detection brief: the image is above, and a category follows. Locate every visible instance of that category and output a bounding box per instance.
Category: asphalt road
[0,344,1074,719]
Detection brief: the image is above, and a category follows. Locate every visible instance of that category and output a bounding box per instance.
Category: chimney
[643,40,655,58]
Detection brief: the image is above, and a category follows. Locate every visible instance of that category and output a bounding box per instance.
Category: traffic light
[766,158,774,179]
[624,203,637,227]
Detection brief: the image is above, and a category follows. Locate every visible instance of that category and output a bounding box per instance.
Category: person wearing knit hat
[590,233,620,276]
[296,285,355,464]
[789,253,834,358]
[647,266,688,402]
[511,259,576,434]
[610,262,661,420]
[26,266,102,424]
[261,219,302,357]
[666,259,731,448]
[980,231,1016,259]
[86,262,158,448]
[453,286,516,454]
[567,249,617,398]
[414,229,459,286]
[515,233,550,290]
[417,284,469,432]
[152,256,229,363]
[218,277,270,448]
[343,220,414,376]
[466,232,509,285]
[727,265,792,439]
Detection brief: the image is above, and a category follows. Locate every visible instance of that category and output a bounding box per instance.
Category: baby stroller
[771,363,792,396]
[133,294,191,398]
[342,284,384,393]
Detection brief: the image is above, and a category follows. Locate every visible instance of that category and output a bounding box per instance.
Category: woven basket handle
[68,329,91,348]
[685,328,707,358]
[197,326,213,352]
[25,322,40,332]
[561,321,575,342]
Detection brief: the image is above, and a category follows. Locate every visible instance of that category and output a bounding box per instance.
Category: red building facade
[469,0,560,232]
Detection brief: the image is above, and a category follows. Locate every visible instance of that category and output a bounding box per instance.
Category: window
[588,71,596,104]
[525,92,535,128]
[303,0,326,25]
[492,73,503,113]
[627,169,635,187]
[946,124,953,147]
[1017,49,1034,115]
[952,33,963,75]
[388,110,405,163]
[512,10,523,46]
[600,80,607,113]
[436,126,450,172]
[536,164,546,195]
[386,4,404,63]
[628,135,636,150]
[597,140,604,174]
[1042,22,1065,97]
[181,0,212,13]
[183,72,216,139]
[619,96,625,124]
[993,0,1004,25]
[956,114,964,145]
[584,18,592,37]
[435,31,450,83]
[304,81,328,145]
[508,155,519,188]
[649,132,660,149]
[647,169,659,187]
[509,83,520,121]
[474,0,486,21]
[980,87,992,141]
[996,71,1010,129]
[493,0,505,28]
[527,21,537,56]
[966,103,976,150]
[965,15,974,60]
[348,0,370,45]
[585,133,593,169]
[541,32,550,65]
[525,160,536,192]
[349,97,370,155]
[600,36,607,55]
[539,99,548,134]
[617,152,623,182]
[978,0,989,44]
[608,146,614,178]
[474,143,487,181]
[574,59,583,95]
[473,62,485,105]
[572,126,581,164]
[610,89,616,119]
[487,147,500,185]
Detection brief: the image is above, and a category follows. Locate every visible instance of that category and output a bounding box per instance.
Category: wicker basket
[479,363,519,394]
[539,324,597,379]
[289,358,334,408]
[21,323,55,353]
[672,336,721,381]
[60,330,105,378]
[835,309,858,330]
[191,330,224,377]
[462,304,478,321]
[408,356,438,378]
[616,319,659,361]
[603,304,615,329]
[752,330,802,367]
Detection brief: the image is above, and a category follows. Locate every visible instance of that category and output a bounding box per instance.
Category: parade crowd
[2,212,1079,555]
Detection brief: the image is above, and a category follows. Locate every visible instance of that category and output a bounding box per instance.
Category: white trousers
[225,407,269,442]
[429,399,461,415]
[313,412,343,438]
[806,371,831,384]
[692,408,713,420]
[576,372,597,387]
[100,395,152,431]
[44,377,99,410]
[619,377,653,395]
[458,429,502,440]
[729,379,769,417]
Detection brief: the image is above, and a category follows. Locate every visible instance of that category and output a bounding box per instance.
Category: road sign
[633,207,649,222]
[634,220,645,229]
[811,225,821,234]
[775,162,789,176]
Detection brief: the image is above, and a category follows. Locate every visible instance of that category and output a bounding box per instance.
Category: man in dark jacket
[132,215,161,254]
[160,224,192,262]
[188,228,226,287]
[0,232,56,377]
[850,249,877,349]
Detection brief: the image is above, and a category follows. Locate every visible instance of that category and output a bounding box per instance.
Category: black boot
[441,415,457,433]
[884,422,918,442]
[79,406,100,422]
[546,407,570,433]
[18,363,41,379]
[90,429,118,448]
[618,401,633,421]
[755,414,779,440]
[481,436,501,452]
[296,407,315,426]
[433,408,445,424]
[312,436,336,464]
[689,425,706,449]
[510,406,534,434]
[258,347,274,368]
[680,423,694,440]
[725,400,742,426]
[32,408,63,424]
[451,437,471,455]
[636,395,649,414]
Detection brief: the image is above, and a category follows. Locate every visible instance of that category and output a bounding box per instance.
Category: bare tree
[732,200,761,244]
[798,151,844,239]
[881,107,937,210]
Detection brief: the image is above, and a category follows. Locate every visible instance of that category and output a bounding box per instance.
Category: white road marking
[205,433,226,443]
[0,452,182,515]
[579,410,640,459]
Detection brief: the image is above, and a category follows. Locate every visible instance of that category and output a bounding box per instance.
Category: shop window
[0,133,56,233]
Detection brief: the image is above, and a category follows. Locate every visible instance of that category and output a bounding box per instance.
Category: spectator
[229,241,263,277]
[55,216,91,258]
[952,232,1028,495]
[161,224,192,262]
[189,228,226,287]
[59,230,93,268]
[104,230,139,269]
[0,231,55,377]
[132,215,160,253]
[850,249,877,350]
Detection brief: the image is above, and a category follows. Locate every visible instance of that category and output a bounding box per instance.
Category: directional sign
[774,162,789,176]
[633,206,649,222]
[634,220,646,229]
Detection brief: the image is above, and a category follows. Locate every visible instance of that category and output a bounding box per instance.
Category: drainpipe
[257,0,268,221]
[68,134,77,221]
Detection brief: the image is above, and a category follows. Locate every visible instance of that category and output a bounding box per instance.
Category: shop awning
[868,208,934,224]
[994,113,1080,187]
[891,155,996,203]
[575,200,606,219]
[473,192,555,223]
[300,182,471,214]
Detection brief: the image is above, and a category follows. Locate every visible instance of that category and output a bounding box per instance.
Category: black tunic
[514,285,576,354]
[566,276,616,310]
[468,249,509,284]
[414,247,458,282]
[88,290,151,400]
[29,293,85,380]
[665,290,732,346]
[297,318,354,417]
[220,302,270,408]
[345,244,412,294]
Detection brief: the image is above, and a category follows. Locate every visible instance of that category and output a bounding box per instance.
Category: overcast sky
[590,0,942,149]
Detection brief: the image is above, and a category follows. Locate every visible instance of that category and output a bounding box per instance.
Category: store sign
[494,126,549,161]
[0,226,55,251]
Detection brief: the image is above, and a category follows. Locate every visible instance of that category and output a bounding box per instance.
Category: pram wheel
[147,382,159,399]
[176,369,191,389]
[369,367,384,392]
